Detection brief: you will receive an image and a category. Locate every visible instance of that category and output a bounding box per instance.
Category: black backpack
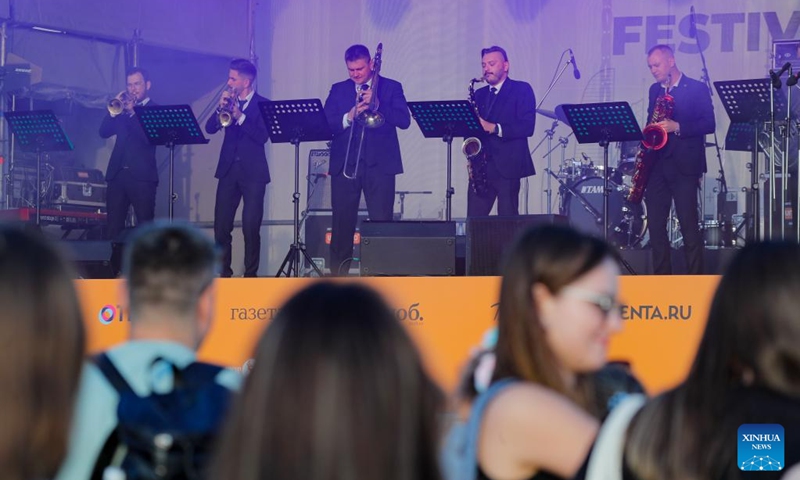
[90,353,234,480]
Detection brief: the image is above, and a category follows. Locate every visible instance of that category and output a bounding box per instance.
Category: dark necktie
[486,87,498,113]
[238,99,247,111]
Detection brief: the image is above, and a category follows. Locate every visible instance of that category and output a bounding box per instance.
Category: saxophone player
[467,46,536,217]
[644,45,715,275]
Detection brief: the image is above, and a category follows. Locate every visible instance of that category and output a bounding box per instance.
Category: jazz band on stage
[96,41,733,276]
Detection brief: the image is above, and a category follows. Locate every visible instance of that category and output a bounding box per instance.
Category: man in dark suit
[205,59,270,277]
[468,46,536,217]
[100,67,158,244]
[323,44,411,276]
[643,44,715,274]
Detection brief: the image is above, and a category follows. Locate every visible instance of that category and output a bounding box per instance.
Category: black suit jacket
[474,78,536,179]
[205,92,271,184]
[99,105,158,183]
[323,76,411,176]
[648,75,715,176]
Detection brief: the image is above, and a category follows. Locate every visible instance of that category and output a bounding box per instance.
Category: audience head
[0,226,85,480]
[211,282,443,480]
[122,221,219,347]
[626,241,800,480]
[690,240,800,398]
[493,225,622,408]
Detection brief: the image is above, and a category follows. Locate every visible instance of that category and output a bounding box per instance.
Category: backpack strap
[93,352,135,396]
[584,393,646,480]
[90,353,135,480]
[459,377,518,480]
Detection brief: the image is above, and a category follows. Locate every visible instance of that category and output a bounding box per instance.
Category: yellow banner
[77,275,719,394]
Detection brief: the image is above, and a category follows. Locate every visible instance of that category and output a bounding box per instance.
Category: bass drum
[560,176,648,248]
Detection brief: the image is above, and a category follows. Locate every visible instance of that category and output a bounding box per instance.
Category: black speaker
[360,221,456,276]
[466,214,569,276]
[62,240,116,279]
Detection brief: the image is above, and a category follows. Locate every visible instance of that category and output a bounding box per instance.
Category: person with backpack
[56,221,241,480]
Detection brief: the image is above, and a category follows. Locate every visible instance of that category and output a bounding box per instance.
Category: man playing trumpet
[205,59,270,277]
[99,67,158,273]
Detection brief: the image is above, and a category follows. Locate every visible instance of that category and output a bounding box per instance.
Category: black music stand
[559,102,642,243]
[5,110,74,227]
[714,79,787,241]
[134,105,209,220]
[259,99,332,277]
[408,100,482,221]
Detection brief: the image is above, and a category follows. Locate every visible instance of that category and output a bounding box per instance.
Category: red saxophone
[627,88,675,204]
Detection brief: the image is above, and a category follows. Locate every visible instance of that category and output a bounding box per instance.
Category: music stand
[407,100,482,221]
[134,105,209,220]
[559,102,642,242]
[259,99,332,277]
[714,79,787,241]
[5,110,74,227]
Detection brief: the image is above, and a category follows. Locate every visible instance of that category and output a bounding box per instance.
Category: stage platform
[77,275,721,395]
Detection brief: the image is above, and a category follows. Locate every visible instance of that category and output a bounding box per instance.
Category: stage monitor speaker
[466,214,569,276]
[62,240,116,279]
[360,221,456,276]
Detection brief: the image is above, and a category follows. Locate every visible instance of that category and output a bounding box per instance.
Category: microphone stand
[530,121,559,213]
[690,6,729,233]
[529,50,576,215]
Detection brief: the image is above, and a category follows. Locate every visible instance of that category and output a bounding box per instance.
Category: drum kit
[555,141,648,249]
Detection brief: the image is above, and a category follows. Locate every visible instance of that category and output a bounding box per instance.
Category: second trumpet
[218,87,239,127]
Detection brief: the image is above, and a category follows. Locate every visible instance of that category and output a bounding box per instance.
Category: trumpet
[217,87,238,128]
[107,91,136,116]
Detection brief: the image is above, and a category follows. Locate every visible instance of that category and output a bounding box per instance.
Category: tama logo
[581,185,604,194]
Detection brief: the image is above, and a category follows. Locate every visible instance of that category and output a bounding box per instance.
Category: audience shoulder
[481,383,598,477]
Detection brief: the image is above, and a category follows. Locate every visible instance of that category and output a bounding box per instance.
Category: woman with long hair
[0,227,86,480]
[475,224,624,480]
[622,241,800,479]
[210,282,444,480]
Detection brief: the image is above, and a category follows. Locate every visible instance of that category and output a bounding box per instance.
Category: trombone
[344,42,384,179]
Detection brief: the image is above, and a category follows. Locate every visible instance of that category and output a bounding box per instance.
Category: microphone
[688,6,697,39]
[770,62,792,89]
[569,48,581,80]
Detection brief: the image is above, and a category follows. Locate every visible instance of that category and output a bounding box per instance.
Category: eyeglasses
[560,286,623,317]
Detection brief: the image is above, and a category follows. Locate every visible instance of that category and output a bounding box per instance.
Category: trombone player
[99,67,158,273]
[323,43,411,276]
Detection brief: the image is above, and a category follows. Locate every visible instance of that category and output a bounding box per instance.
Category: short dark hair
[123,221,219,320]
[344,44,371,63]
[229,58,257,82]
[647,44,674,57]
[126,66,150,82]
[481,45,508,61]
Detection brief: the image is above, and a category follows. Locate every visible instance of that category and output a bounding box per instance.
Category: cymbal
[537,106,572,127]
[537,109,558,120]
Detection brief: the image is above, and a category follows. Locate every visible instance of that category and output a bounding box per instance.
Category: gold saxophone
[627,88,674,204]
[463,77,489,194]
